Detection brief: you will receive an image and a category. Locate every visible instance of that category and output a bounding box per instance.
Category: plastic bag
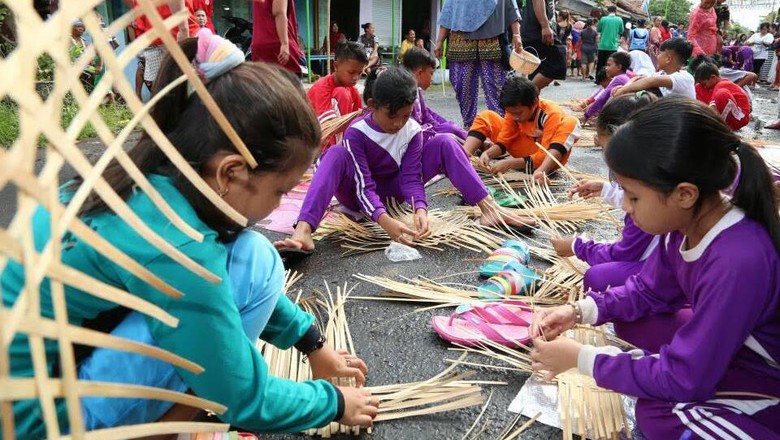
[384,242,422,262]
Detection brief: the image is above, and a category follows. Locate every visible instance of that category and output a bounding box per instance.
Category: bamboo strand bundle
[320,110,362,146]
[257,283,489,436]
[314,202,511,256]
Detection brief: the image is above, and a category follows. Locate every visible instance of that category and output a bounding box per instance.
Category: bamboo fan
[257,283,488,437]
[0,1,275,438]
[313,202,511,256]
[320,110,362,147]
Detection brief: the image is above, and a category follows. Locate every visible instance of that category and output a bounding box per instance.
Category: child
[275,68,534,253]
[463,77,581,184]
[401,47,467,143]
[582,52,632,123]
[571,68,610,111]
[554,94,692,352]
[531,96,780,439]
[307,41,368,147]
[613,37,695,98]
[693,61,751,130]
[3,33,378,437]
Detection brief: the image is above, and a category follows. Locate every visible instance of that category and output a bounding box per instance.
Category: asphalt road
[2,78,780,439]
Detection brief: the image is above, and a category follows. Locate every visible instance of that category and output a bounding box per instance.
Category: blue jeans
[77,231,284,429]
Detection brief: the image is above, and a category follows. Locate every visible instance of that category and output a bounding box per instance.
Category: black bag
[500,30,512,71]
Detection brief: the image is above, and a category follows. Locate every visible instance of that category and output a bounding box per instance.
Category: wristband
[295,324,326,360]
[567,302,583,324]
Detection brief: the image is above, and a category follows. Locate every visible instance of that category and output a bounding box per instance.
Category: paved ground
[2,77,780,439]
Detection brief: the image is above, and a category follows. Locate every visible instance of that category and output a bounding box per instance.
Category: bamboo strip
[58,422,229,440]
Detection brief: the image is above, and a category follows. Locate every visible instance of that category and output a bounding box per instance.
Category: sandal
[766,121,780,130]
[431,301,533,347]
[479,240,531,277]
[478,268,542,300]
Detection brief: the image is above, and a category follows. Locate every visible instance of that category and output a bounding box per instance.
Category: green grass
[0,99,134,148]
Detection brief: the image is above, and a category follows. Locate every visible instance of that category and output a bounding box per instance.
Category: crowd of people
[10,1,780,440]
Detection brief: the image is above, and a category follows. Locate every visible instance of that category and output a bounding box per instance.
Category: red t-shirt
[660,27,671,42]
[186,0,216,37]
[696,78,749,108]
[133,1,178,46]
[251,0,304,73]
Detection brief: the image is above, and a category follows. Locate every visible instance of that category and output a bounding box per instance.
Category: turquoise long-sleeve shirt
[1,174,339,438]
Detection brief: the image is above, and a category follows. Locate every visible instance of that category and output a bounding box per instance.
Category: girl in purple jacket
[532,97,780,439]
[275,68,533,253]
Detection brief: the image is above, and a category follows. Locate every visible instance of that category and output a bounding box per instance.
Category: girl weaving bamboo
[1,29,377,436]
[531,97,780,439]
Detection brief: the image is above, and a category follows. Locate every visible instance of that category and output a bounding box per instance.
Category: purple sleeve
[343,130,387,222]
[584,74,629,119]
[573,215,656,265]
[592,250,774,401]
[421,94,468,139]
[399,132,428,211]
[588,234,687,324]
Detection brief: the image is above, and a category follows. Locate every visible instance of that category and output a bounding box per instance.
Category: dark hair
[74,38,320,240]
[690,53,722,70]
[499,77,538,109]
[406,28,416,36]
[694,62,720,82]
[596,93,657,135]
[662,19,669,28]
[607,5,617,12]
[369,67,417,114]
[637,18,647,27]
[606,96,780,251]
[402,47,436,71]
[659,37,693,63]
[609,51,631,72]
[361,22,372,31]
[595,66,608,84]
[760,22,770,30]
[335,41,369,64]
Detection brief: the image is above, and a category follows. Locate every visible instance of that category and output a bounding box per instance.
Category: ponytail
[731,143,780,252]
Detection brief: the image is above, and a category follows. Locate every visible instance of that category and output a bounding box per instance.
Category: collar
[679,206,744,262]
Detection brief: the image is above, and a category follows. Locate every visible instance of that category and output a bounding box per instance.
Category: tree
[648,0,693,26]
[729,20,750,37]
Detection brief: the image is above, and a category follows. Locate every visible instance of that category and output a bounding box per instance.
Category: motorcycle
[222,15,253,60]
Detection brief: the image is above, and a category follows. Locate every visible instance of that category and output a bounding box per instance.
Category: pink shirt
[688,5,718,56]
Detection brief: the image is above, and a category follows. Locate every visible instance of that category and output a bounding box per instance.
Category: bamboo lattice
[257,282,488,437]
[313,202,511,256]
[0,1,265,438]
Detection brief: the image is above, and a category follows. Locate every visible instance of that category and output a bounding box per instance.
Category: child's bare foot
[273,222,316,255]
[477,199,536,228]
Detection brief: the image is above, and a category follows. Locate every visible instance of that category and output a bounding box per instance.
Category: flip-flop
[455,301,534,327]
[478,268,542,300]
[432,305,531,347]
[479,240,531,277]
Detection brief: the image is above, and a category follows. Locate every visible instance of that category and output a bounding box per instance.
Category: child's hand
[479,151,492,169]
[532,170,548,186]
[568,180,604,199]
[530,337,583,382]
[551,236,575,257]
[337,386,379,427]
[611,85,625,97]
[309,347,368,387]
[489,158,515,174]
[414,208,431,239]
[530,305,578,340]
[378,215,416,246]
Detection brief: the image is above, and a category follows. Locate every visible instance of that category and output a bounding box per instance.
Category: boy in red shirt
[306,41,368,147]
[694,62,751,131]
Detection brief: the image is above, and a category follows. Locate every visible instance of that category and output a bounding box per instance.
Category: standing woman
[747,23,774,81]
[580,18,598,80]
[688,0,719,57]
[359,22,380,75]
[648,16,663,67]
[251,0,304,73]
[660,19,672,42]
[434,0,521,128]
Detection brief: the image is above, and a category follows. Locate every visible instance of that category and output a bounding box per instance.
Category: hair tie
[193,28,245,85]
[724,150,742,196]
[731,142,742,154]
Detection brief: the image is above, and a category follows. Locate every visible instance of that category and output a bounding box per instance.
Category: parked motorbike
[222,15,252,60]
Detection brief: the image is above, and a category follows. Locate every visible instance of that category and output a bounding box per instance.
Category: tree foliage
[648,0,693,26]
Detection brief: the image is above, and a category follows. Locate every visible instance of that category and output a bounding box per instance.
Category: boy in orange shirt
[463,77,580,183]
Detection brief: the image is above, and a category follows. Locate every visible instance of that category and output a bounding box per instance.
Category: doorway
[401,0,431,50]
[330,0,361,42]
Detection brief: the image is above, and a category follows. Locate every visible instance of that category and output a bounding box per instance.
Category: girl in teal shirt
[2,31,378,437]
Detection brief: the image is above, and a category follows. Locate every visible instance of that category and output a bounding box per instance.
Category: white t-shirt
[747,33,774,60]
[652,70,695,98]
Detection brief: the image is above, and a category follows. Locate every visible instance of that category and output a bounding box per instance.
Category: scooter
[222,15,252,60]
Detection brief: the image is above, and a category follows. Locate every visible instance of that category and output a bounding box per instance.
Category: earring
[218,187,229,197]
